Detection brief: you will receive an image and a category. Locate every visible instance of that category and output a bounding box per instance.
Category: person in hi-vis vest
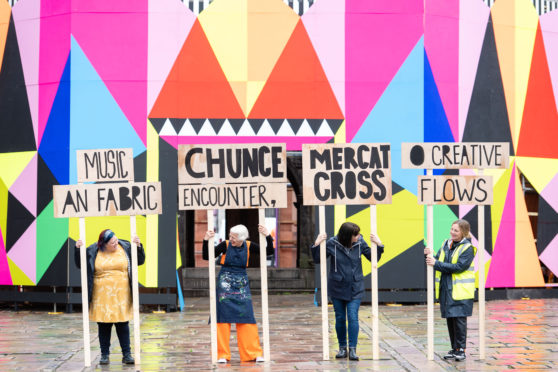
[425,219,476,362]
[203,224,274,363]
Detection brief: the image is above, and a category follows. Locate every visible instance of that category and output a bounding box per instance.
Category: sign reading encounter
[77,148,135,182]
[302,143,392,205]
[177,144,287,210]
[418,175,493,205]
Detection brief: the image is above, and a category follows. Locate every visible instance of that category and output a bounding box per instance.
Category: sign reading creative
[302,143,392,205]
[77,148,135,182]
[178,144,287,209]
[418,175,493,205]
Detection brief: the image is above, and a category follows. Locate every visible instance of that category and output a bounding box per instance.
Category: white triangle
[159,119,177,136]
[257,119,276,136]
[218,119,237,136]
[198,120,217,136]
[177,119,197,136]
[296,119,315,136]
[276,121,296,136]
[316,120,334,136]
[237,121,256,136]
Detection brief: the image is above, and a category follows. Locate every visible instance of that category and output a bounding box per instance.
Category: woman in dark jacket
[75,229,145,365]
[425,219,476,361]
[311,222,384,361]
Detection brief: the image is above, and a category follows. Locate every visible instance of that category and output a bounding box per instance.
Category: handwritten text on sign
[401,143,509,169]
[302,144,392,205]
[76,148,134,182]
[418,176,493,205]
[53,182,162,217]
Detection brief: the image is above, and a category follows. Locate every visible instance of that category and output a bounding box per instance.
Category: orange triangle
[0,3,10,74]
[149,20,244,119]
[248,20,343,119]
[516,22,558,158]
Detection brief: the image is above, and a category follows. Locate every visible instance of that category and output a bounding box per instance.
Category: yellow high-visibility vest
[435,240,477,301]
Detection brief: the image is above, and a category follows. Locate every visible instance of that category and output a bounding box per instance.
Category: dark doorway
[226,209,260,267]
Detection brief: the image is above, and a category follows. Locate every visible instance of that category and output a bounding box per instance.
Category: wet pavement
[1,295,557,371]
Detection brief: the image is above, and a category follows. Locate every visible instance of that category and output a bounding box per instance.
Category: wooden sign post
[302,143,392,360]
[178,144,288,363]
[402,142,509,360]
[54,148,162,367]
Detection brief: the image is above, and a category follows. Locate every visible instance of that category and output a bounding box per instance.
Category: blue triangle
[69,36,145,184]
[424,50,456,175]
[38,52,71,185]
[353,37,424,195]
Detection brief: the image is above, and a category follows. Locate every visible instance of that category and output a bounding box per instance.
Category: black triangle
[0,15,36,153]
[287,119,304,134]
[209,118,226,134]
[346,205,369,218]
[229,119,245,134]
[6,193,35,252]
[37,154,59,216]
[463,14,514,155]
[462,204,493,255]
[326,119,343,135]
[248,119,265,134]
[392,180,404,195]
[189,118,205,134]
[268,119,284,134]
[377,240,426,289]
[307,119,323,134]
[169,118,186,134]
[37,239,70,286]
[134,151,146,182]
[149,118,167,133]
[537,196,558,256]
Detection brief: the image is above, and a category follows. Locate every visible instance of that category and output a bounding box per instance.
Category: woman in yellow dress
[75,229,145,365]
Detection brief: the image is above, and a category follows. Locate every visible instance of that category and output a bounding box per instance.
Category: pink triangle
[71,0,148,145]
[458,0,490,141]
[541,173,558,212]
[6,220,36,283]
[148,0,196,114]
[0,229,12,285]
[486,166,515,287]
[13,0,41,145]
[345,0,424,142]
[302,0,345,115]
[541,11,558,124]
[9,153,37,217]
[425,0,459,141]
[540,233,558,278]
[38,0,71,147]
[469,233,491,275]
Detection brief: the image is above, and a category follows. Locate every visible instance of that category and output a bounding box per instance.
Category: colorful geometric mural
[0,0,557,289]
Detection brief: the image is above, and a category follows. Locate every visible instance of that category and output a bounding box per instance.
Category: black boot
[335,347,348,359]
[122,353,135,364]
[99,354,109,365]
[349,347,359,361]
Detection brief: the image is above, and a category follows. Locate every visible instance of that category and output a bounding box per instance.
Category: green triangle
[36,201,69,281]
[424,205,459,254]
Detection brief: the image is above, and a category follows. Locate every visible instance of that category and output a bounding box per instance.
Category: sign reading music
[77,148,135,182]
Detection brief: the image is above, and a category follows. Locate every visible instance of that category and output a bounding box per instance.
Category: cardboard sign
[401,143,509,169]
[302,144,392,205]
[77,148,134,182]
[418,175,493,205]
[53,182,162,217]
[178,144,287,184]
[179,183,286,210]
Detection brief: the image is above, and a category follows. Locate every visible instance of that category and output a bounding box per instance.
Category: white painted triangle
[276,122,296,136]
[216,119,235,136]
[237,121,256,136]
[257,119,276,136]
[296,119,315,136]
[316,120,334,136]
[159,118,177,135]
[177,119,197,136]
[198,120,217,136]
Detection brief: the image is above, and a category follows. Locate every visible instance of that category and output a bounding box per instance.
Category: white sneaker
[217,358,227,363]
[255,356,265,362]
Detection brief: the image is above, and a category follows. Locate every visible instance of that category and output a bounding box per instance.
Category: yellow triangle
[8,257,34,285]
[0,179,7,243]
[246,81,265,115]
[230,81,248,115]
[515,157,558,194]
[334,120,346,144]
[0,151,36,189]
[490,161,513,248]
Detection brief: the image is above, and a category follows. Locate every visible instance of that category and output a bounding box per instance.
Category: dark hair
[97,229,115,250]
[337,222,360,248]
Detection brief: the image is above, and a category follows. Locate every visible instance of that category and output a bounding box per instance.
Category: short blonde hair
[452,219,471,239]
[230,224,249,241]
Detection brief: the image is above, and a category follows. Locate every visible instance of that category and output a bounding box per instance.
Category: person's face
[450,224,463,241]
[351,232,360,243]
[229,232,243,247]
[105,236,118,251]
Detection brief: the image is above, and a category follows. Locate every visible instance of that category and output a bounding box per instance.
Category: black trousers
[98,322,131,356]
[446,317,467,350]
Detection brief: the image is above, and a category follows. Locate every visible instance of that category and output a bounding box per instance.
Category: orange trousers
[217,323,263,361]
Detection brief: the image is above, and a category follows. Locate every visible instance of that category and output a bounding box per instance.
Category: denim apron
[216,241,256,324]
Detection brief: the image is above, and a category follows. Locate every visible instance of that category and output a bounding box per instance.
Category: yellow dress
[89,245,132,323]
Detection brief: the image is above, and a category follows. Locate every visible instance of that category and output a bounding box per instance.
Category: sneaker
[122,353,135,365]
[443,349,456,359]
[99,354,109,365]
[217,358,227,363]
[454,349,466,361]
[255,356,265,362]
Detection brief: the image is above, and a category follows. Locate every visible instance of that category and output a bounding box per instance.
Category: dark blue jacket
[311,236,384,301]
[74,240,145,303]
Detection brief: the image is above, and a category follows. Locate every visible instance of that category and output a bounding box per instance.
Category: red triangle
[149,20,244,119]
[249,20,343,119]
[516,23,558,158]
